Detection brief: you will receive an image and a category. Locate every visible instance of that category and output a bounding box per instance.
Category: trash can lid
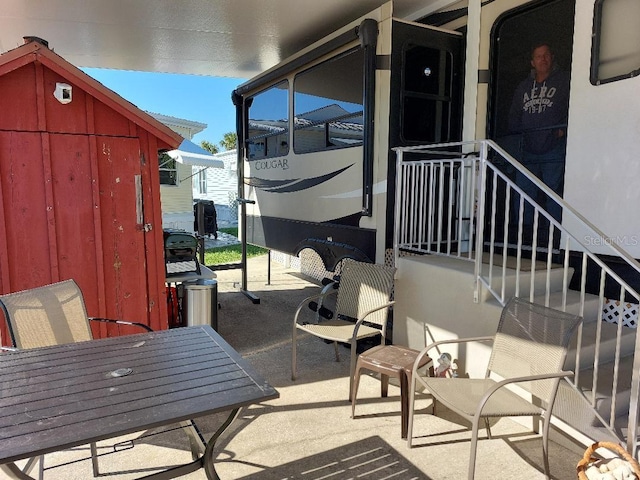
[184,279,217,289]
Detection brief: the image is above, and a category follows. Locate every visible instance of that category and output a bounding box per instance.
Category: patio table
[0,325,278,479]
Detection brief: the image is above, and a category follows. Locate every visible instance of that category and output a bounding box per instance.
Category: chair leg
[541,414,552,480]
[407,375,417,448]
[532,413,541,434]
[1,463,40,480]
[399,371,409,439]
[291,326,298,381]
[19,457,39,479]
[381,374,389,398]
[333,341,340,361]
[351,360,363,412]
[468,416,481,480]
[349,342,357,401]
[484,417,492,439]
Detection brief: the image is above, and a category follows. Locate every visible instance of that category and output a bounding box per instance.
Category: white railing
[394,154,477,261]
[393,140,640,454]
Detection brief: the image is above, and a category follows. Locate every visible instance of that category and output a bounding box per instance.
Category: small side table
[351,344,432,439]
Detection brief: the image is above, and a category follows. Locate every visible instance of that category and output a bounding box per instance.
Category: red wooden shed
[0,37,182,341]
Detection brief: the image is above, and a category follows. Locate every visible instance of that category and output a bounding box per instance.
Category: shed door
[93,135,151,326]
[48,133,151,327]
[0,131,153,336]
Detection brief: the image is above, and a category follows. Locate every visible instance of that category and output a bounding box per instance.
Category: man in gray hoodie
[509,42,570,226]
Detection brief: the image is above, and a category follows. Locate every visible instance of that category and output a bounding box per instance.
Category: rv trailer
[233,0,640,272]
[234,0,640,455]
[233,2,464,271]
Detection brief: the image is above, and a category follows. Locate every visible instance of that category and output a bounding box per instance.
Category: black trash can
[183,279,218,331]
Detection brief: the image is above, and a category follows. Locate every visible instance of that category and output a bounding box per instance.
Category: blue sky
[82,68,246,147]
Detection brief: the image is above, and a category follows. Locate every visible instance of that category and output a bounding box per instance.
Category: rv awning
[167,139,224,168]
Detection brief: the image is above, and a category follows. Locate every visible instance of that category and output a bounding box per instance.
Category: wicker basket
[577,441,640,480]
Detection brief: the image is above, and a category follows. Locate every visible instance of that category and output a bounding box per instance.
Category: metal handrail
[393,139,640,454]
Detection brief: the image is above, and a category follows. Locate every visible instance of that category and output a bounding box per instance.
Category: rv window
[293,47,364,154]
[247,81,289,160]
[591,0,640,84]
[158,152,178,186]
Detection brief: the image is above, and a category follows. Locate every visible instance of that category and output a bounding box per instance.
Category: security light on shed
[54,83,72,104]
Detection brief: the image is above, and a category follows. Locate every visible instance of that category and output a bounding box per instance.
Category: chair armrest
[293,287,339,326]
[312,283,339,322]
[88,317,154,332]
[317,284,339,302]
[293,292,329,326]
[351,301,395,337]
[475,370,573,418]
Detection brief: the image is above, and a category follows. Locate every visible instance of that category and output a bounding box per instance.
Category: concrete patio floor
[11,255,586,480]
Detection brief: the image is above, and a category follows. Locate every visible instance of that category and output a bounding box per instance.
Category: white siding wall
[563,3,640,258]
[161,162,196,231]
[150,113,207,233]
[193,149,239,226]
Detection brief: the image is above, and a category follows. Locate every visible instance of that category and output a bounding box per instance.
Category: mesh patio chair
[407,297,582,480]
[0,279,152,349]
[291,258,396,400]
[0,279,205,479]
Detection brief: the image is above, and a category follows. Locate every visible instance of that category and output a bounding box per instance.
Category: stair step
[553,380,624,445]
[574,354,635,419]
[547,290,639,371]
[530,289,600,319]
[554,355,635,444]
[481,259,573,303]
[537,291,637,445]
[481,250,563,271]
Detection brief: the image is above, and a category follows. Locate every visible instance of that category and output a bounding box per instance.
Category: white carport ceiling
[0,0,456,78]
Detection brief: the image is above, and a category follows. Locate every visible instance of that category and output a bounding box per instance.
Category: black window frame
[158,152,178,186]
[399,42,454,144]
[590,0,640,85]
[292,46,365,155]
[246,80,290,160]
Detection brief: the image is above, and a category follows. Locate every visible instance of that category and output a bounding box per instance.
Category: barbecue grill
[163,229,201,277]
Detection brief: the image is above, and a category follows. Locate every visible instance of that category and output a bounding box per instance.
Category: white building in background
[148,113,210,232]
[192,149,239,227]
[149,111,236,232]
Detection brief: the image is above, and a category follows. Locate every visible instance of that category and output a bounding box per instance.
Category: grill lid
[163,229,201,277]
[163,229,198,249]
